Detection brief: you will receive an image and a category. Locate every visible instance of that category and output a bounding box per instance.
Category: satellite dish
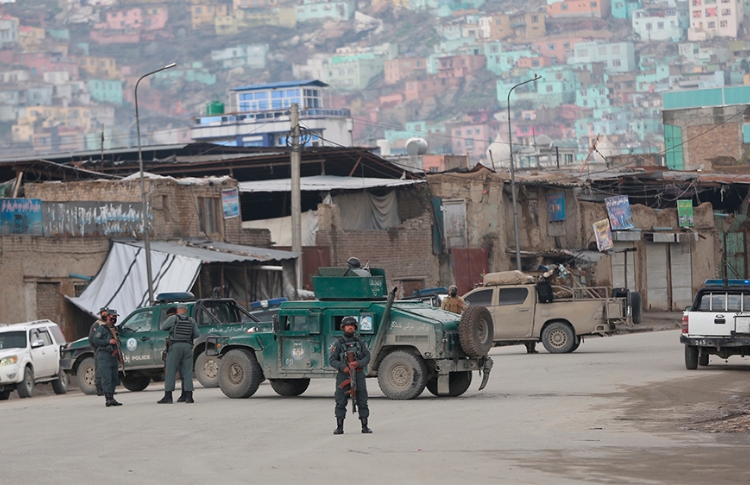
[406,137,428,156]
[535,134,553,147]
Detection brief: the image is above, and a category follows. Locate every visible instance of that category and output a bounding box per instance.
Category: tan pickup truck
[462,271,640,353]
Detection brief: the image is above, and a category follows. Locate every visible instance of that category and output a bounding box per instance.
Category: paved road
[2,329,750,484]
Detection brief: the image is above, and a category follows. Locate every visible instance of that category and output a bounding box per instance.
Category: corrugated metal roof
[238,175,424,193]
[231,80,329,92]
[116,239,299,262]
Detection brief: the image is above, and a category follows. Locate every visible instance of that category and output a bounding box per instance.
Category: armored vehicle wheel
[699,352,709,366]
[629,292,643,324]
[17,366,34,398]
[0,390,10,400]
[195,351,220,388]
[51,369,68,395]
[219,349,264,398]
[269,378,311,396]
[425,371,473,397]
[76,357,97,395]
[541,322,576,353]
[685,346,699,369]
[459,306,494,358]
[377,351,428,400]
[121,375,151,392]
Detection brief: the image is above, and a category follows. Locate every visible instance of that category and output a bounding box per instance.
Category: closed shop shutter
[646,244,668,310]
[611,241,636,289]
[670,243,693,310]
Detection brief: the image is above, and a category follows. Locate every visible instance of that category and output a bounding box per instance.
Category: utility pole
[290,103,302,297]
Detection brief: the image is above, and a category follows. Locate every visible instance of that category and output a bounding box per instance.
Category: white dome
[484,135,510,169]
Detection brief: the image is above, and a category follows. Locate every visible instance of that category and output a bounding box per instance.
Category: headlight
[0,356,18,366]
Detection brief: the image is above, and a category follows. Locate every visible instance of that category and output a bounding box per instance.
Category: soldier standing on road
[88,307,109,396]
[329,316,372,435]
[91,309,122,407]
[158,304,199,404]
[441,285,466,315]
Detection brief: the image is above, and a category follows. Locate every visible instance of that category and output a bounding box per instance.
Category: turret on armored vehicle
[208,267,494,400]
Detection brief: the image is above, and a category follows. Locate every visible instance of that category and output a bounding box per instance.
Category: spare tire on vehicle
[459,306,494,358]
[629,291,642,324]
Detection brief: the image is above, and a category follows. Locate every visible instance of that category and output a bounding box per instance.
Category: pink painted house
[95,6,168,30]
[450,123,492,159]
[532,37,583,63]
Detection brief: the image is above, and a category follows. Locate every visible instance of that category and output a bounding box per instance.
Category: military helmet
[341,316,358,329]
[449,285,458,296]
[347,257,361,269]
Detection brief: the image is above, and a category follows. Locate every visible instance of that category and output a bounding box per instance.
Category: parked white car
[0,320,68,400]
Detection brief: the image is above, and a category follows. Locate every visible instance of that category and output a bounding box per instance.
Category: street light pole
[135,62,176,306]
[507,73,541,272]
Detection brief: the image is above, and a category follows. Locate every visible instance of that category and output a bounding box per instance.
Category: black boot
[184,391,194,404]
[105,393,122,407]
[157,391,173,404]
[96,384,104,396]
[333,417,344,435]
[176,391,186,403]
[361,418,372,434]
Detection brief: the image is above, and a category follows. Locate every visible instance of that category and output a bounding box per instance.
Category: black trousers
[334,370,369,419]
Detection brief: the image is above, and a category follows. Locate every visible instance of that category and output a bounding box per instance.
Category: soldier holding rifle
[91,309,123,407]
[329,316,372,435]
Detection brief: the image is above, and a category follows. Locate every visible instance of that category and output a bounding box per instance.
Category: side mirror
[31,340,44,349]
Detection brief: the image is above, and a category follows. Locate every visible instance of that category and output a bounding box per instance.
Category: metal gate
[646,244,668,310]
[727,232,745,279]
[670,243,693,310]
[611,242,637,289]
[443,199,467,248]
[452,248,488,295]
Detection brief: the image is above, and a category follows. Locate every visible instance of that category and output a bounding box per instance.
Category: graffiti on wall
[43,201,148,237]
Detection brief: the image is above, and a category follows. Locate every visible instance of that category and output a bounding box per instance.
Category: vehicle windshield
[0,331,27,350]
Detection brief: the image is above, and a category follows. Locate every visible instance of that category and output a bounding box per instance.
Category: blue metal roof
[231,80,329,92]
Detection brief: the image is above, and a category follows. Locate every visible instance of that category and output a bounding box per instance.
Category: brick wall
[315,197,439,297]
[36,282,61,322]
[25,177,244,242]
[686,123,741,169]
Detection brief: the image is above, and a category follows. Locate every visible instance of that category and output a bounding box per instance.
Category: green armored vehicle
[208,268,495,400]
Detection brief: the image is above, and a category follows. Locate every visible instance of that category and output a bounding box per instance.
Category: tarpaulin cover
[334,190,400,230]
[66,242,202,318]
[242,210,319,246]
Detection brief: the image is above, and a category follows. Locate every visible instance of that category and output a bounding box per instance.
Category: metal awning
[238,175,424,193]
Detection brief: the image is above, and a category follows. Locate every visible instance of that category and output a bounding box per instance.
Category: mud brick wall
[686,123,741,169]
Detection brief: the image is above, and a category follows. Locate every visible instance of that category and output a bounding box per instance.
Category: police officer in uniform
[441,285,466,315]
[158,304,199,404]
[329,316,372,434]
[91,309,122,407]
[88,307,109,396]
[346,257,371,276]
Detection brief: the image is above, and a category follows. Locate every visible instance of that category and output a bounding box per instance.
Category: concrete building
[546,0,612,18]
[211,44,269,70]
[688,0,744,40]
[295,0,356,22]
[191,80,353,148]
[612,0,642,18]
[633,3,688,41]
[294,44,396,91]
[567,41,636,73]
[384,56,428,85]
[86,79,123,105]
[0,14,19,45]
[189,3,229,29]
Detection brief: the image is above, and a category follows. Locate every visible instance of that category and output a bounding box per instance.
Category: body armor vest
[171,315,194,342]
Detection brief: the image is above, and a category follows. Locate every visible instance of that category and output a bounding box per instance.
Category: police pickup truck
[681,279,750,369]
[60,293,262,394]
[208,267,494,400]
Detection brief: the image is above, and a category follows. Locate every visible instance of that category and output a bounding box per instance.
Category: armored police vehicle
[59,293,263,394]
[208,267,495,400]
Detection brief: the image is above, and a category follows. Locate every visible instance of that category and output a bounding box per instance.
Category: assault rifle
[108,325,125,376]
[346,351,357,414]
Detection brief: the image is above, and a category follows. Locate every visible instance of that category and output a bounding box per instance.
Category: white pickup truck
[0,320,68,399]
[463,271,640,353]
[680,279,750,369]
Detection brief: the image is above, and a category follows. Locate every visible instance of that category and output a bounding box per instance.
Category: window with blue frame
[238,91,269,112]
